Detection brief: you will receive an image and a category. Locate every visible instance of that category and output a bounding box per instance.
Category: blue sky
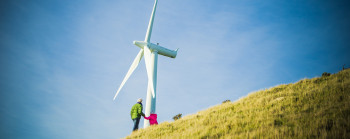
[1,0,349,138]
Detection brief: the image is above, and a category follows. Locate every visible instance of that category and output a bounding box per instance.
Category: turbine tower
[113,0,178,128]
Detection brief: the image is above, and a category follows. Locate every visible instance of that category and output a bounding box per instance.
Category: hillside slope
[126,69,350,138]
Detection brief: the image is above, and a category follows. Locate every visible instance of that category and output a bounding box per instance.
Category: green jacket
[130,103,144,119]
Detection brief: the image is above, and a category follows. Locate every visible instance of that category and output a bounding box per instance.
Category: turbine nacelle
[133,41,178,58]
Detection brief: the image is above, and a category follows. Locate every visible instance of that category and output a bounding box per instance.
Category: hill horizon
[126,69,350,138]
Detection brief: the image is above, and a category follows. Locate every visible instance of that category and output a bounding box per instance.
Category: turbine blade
[113,49,144,100]
[143,46,156,97]
[144,0,158,43]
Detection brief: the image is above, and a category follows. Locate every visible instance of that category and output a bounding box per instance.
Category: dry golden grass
[126,69,350,139]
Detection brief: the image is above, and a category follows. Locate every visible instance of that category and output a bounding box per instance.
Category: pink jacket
[144,114,158,125]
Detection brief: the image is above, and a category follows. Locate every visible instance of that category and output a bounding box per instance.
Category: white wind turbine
[113,0,178,128]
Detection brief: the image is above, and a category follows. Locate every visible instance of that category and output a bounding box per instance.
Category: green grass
[126,69,350,138]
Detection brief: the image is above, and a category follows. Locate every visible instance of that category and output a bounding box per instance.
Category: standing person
[130,98,145,131]
[144,113,158,125]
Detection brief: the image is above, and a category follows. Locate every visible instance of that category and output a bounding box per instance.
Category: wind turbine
[113,0,178,128]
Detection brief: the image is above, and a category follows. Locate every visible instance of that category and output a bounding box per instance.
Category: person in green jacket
[130,98,145,131]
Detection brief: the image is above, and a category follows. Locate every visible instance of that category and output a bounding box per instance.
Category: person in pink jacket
[144,113,158,125]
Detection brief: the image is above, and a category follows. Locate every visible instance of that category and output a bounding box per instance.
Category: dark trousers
[132,117,141,131]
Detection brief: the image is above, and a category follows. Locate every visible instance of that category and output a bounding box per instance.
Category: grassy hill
[126,69,350,138]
